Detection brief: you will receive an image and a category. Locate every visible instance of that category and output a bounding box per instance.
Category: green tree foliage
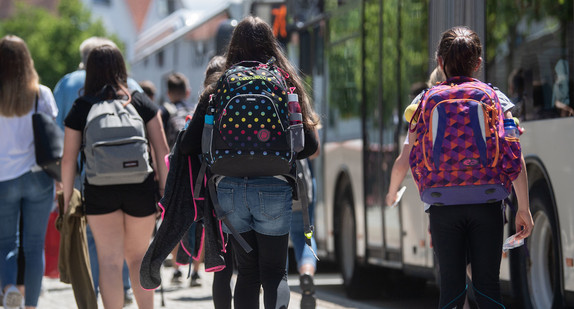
[326,2,362,119]
[0,0,121,89]
[324,0,427,124]
[486,0,573,65]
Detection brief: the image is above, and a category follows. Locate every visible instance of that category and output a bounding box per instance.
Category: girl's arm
[512,156,533,240]
[504,111,533,240]
[386,131,415,206]
[308,128,321,160]
[146,111,170,195]
[62,128,82,213]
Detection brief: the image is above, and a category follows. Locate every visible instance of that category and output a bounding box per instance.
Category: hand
[54,182,64,201]
[385,192,397,207]
[514,208,534,241]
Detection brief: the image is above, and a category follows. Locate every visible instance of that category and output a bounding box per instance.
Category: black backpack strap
[194,160,207,199]
[34,94,39,113]
[207,176,253,253]
[293,165,319,260]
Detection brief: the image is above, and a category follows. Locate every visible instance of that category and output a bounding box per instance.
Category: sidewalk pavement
[37,263,348,309]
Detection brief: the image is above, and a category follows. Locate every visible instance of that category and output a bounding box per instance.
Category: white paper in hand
[390,186,407,208]
[502,233,524,252]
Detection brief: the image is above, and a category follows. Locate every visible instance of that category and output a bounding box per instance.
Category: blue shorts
[216,176,292,236]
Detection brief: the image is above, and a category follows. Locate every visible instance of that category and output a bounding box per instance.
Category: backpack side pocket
[500,136,522,181]
[289,123,304,153]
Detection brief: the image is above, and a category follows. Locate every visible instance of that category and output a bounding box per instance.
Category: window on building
[158,0,177,16]
[173,42,178,67]
[157,50,164,68]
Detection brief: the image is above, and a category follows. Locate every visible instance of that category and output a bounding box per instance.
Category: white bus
[285,0,574,307]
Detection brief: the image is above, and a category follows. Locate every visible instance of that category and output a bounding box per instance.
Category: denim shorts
[216,176,292,236]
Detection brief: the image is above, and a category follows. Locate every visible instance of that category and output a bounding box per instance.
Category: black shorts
[84,174,157,217]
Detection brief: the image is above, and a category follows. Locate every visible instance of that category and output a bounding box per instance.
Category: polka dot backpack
[201,57,299,179]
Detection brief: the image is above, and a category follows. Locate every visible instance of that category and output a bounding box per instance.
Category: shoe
[189,272,201,287]
[300,274,316,309]
[123,288,134,307]
[3,285,24,309]
[171,269,183,284]
[163,258,174,268]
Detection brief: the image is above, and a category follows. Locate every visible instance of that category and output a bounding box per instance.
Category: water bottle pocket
[289,123,305,153]
[202,123,213,157]
[500,138,522,180]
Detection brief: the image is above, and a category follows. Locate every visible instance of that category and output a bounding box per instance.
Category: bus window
[486,0,574,120]
[326,5,362,141]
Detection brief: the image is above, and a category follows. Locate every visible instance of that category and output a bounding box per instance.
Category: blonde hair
[0,35,39,117]
[427,67,446,88]
[79,37,117,69]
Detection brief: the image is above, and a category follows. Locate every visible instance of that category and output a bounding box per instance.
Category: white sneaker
[3,285,24,309]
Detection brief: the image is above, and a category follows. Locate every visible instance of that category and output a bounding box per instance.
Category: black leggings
[429,202,505,309]
[212,235,234,309]
[230,230,290,309]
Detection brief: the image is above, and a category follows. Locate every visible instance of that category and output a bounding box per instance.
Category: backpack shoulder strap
[408,89,428,133]
[206,176,253,253]
[162,101,178,116]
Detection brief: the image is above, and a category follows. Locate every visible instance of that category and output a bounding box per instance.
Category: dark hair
[436,26,482,78]
[167,72,189,97]
[84,45,128,97]
[222,16,319,128]
[196,56,226,115]
[203,55,226,88]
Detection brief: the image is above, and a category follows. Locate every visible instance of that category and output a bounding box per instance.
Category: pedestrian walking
[180,16,320,309]
[157,72,204,286]
[53,36,140,306]
[0,34,57,309]
[289,156,320,309]
[391,26,534,309]
[61,44,169,309]
[192,54,234,309]
[139,81,157,104]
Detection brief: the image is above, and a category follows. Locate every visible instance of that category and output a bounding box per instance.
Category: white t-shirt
[0,85,58,181]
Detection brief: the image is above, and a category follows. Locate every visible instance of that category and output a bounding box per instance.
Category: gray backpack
[83,97,152,185]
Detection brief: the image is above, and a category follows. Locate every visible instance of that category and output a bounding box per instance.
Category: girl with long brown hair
[0,35,57,309]
[182,16,320,309]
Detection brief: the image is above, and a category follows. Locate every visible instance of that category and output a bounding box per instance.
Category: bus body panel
[521,119,574,292]
[323,139,365,259]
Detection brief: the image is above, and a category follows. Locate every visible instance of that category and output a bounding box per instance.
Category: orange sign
[271,4,287,39]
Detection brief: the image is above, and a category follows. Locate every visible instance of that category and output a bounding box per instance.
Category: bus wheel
[511,183,564,308]
[337,187,374,299]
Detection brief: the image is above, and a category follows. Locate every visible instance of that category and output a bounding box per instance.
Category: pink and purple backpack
[409,76,522,206]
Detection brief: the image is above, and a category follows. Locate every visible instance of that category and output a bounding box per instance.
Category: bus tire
[510,182,564,308]
[335,185,374,299]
